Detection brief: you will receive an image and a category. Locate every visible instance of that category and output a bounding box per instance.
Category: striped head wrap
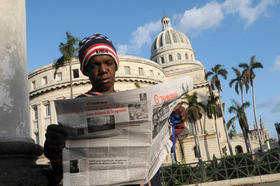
[78,33,119,76]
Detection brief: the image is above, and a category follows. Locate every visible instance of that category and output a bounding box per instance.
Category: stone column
[0,1,54,185]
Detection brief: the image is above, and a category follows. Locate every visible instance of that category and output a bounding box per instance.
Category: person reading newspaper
[44,33,186,186]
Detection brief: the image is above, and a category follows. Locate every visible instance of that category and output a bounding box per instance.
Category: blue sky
[26,0,280,138]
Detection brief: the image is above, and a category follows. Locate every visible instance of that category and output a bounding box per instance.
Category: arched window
[177,53,181,60]
[161,57,165,64]
[185,53,188,59]
[235,145,243,154]
[169,55,173,62]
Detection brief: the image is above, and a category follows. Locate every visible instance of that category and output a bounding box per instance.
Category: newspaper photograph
[54,76,193,186]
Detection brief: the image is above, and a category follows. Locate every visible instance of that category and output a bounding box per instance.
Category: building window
[73,69,79,78]
[168,55,173,62]
[185,53,188,59]
[194,146,199,158]
[56,72,62,81]
[177,53,181,60]
[45,102,50,116]
[42,76,47,85]
[222,146,227,155]
[33,105,38,120]
[35,121,39,144]
[138,67,144,76]
[32,81,36,90]
[124,66,131,75]
[150,70,154,77]
[161,57,165,64]
[32,105,39,143]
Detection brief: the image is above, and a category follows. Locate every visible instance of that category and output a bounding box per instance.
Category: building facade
[28,16,269,164]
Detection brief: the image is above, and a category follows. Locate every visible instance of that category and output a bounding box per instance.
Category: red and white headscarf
[78,33,119,76]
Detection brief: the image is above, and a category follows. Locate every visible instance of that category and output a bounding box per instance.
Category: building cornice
[165,64,204,76]
[29,75,163,98]
[151,46,194,60]
[28,58,80,79]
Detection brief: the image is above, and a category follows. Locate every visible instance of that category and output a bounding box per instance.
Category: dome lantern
[161,16,172,31]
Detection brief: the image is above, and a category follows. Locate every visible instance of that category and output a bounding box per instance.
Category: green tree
[206,64,233,155]
[226,117,237,138]
[134,82,141,88]
[239,55,264,152]
[181,92,204,161]
[53,31,79,99]
[229,67,245,104]
[205,92,223,157]
[228,100,252,153]
[205,64,228,93]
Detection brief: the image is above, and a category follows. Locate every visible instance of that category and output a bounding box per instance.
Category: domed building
[28,16,267,164]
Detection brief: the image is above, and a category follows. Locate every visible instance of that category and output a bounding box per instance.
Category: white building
[28,16,269,164]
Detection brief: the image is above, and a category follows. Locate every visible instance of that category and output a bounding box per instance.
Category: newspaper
[54,76,193,186]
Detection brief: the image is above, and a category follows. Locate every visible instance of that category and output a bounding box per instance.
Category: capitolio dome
[150,16,195,65]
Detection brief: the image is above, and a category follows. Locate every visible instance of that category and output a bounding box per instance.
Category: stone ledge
[181,173,280,186]
[230,176,261,185]
[260,173,280,183]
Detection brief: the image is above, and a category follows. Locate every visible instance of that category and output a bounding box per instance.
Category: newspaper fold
[54,76,193,186]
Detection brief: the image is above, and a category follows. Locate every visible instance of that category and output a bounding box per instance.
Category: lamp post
[0,1,52,185]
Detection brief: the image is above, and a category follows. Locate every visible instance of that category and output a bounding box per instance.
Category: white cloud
[117,44,129,55]
[174,0,276,34]
[223,0,276,26]
[175,2,224,34]
[117,20,161,55]
[258,97,280,113]
[272,103,280,113]
[273,55,280,71]
[118,0,276,55]
[131,20,161,51]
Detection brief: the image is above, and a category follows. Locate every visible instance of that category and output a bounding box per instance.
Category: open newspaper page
[54,76,193,186]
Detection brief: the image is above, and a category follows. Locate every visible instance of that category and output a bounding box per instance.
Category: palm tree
[53,31,79,99]
[228,100,252,153]
[205,92,223,157]
[227,117,237,138]
[239,55,264,152]
[229,67,245,104]
[226,116,236,133]
[206,64,233,155]
[205,64,227,93]
[181,92,204,161]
